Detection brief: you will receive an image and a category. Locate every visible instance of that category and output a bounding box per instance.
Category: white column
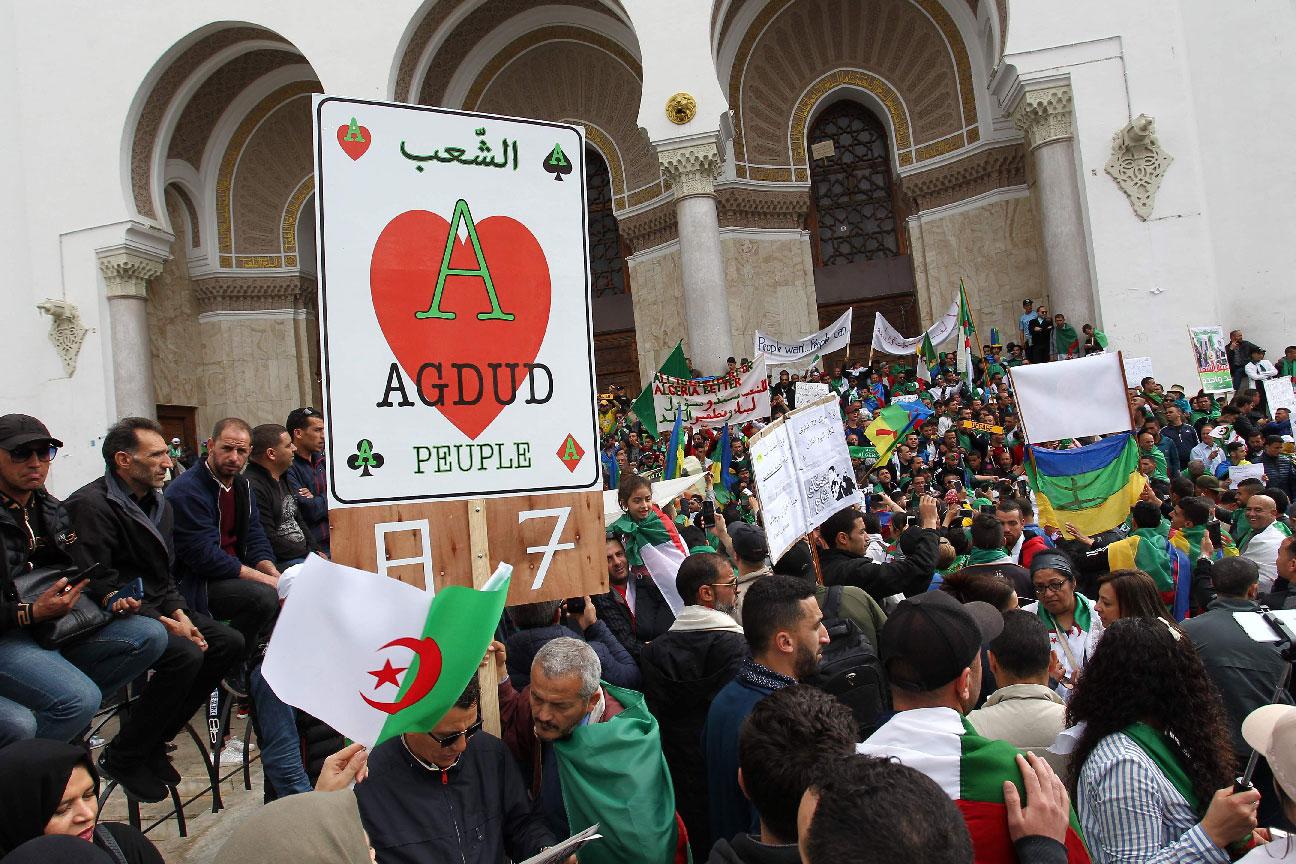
[658,138,733,376]
[97,247,165,420]
[1013,84,1097,328]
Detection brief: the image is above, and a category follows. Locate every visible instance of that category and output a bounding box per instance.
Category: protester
[0,739,163,862]
[998,499,1050,570]
[1238,706,1296,862]
[729,522,771,620]
[1092,569,1168,627]
[858,591,1090,861]
[497,637,686,863]
[817,499,940,603]
[598,476,679,658]
[953,512,1033,599]
[284,406,329,556]
[214,789,372,864]
[705,575,828,847]
[1067,617,1260,862]
[0,414,167,747]
[245,423,318,569]
[1021,551,1102,695]
[165,417,280,695]
[356,673,556,864]
[65,417,243,801]
[707,685,857,864]
[642,552,747,858]
[504,597,639,691]
[1242,495,1288,591]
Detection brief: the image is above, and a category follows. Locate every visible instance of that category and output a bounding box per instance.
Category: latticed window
[808,101,900,266]
[586,147,626,297]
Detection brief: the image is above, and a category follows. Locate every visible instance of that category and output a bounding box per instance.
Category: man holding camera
[0,414,166,747]
[67,416,244,801]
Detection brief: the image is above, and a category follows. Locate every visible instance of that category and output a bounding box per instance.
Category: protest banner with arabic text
[651,355,771,429]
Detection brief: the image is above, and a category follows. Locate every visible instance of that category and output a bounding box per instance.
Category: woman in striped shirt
[1066,617,1261,863]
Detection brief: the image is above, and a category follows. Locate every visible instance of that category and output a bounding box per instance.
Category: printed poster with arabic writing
[651,355,771,429]
[314,96,600,505]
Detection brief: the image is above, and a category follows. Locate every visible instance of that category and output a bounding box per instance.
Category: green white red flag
[262,555,511,746]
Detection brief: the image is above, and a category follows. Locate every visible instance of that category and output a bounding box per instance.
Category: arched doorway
[807,98,919,363]
[587,145,639,393]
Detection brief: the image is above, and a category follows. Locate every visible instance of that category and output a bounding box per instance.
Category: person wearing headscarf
[0,739,161,863]
[1,835,115,864]
[213,790,373,864]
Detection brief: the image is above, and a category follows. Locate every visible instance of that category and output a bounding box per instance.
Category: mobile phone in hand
[700,500,716,528]
[104,576,144,607]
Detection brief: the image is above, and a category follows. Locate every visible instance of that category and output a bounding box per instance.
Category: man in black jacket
[817,498,940,604]
[642,552,748,858]
[356,673,556,864]
[245,423,317,569]
[592,533,675,661]
[66,416,243,802]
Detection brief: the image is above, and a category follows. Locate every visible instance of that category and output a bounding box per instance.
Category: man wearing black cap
[0,414,167,748]
[859,591,1090,862]
[284,406,329,556]
[730,522,770,622]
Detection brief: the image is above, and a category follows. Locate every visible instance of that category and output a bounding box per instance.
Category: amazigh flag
[262,555,510,747]
[632,341,690,438]
[864,404,914,464]
[917,332,939,383]
[710,423,734,491]
[1027,433,1144,537]
[859,711,1091,863]
[1106,528,1192,620]
[555,682,682,864]
[1170,524,1238,564]
[663,406,685,480]
[609,503,688,614]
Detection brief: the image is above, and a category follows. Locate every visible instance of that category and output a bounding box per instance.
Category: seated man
[165,417,280,693]
[643,552,748,857]
[496,637,687,863]
[244,423,318,570]
[708,685,857,864]
[0,414,167,748]
[66,417,244,801]
[966,610,1068,779]
[858,591,1089,862]
[357,673,556,864]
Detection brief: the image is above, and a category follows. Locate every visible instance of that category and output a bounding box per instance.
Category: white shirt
[1237,831,1296,863]
[1243,521,1289,592]
[1247,359,1279,391]
[1190,440,1226,475]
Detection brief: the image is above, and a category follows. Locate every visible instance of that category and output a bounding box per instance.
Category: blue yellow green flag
[1027,433,1144,537]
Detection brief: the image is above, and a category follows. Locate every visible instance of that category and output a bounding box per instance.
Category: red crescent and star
[360,636,444,715]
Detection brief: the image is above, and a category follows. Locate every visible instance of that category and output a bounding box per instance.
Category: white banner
[750,394,862,561]
[870,299,960,355]
[756,309,852,365]
[1009,353,1133,441]
[1122,356,1155,385]
[651,354,771,429]
[1265,377,1296,416]
[795,382,832,404]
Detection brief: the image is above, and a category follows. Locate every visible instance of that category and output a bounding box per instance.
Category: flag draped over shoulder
[554,683,680,864]
[1054,323,1080,357]
[633,342,690,438]
[609,504,688,613]
[1027,434,1144,537]
[1106,528,1192,620]
[262,556,511,747]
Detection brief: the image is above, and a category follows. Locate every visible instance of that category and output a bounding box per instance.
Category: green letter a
[415,199,515,321]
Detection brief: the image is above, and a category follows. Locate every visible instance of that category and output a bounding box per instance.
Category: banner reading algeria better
[315,97,600,504]
[650,355,771,429]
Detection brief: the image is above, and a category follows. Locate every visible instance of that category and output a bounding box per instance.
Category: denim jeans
[0,694,37,745]
[250,663,310,796]
[0,616,167,742]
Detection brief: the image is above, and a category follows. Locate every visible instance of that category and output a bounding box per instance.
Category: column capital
[1012,84,1074,151]
[658,138,723,201]
[96,246,165,300]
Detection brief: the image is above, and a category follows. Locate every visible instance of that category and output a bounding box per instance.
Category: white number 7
[517,507,574,590]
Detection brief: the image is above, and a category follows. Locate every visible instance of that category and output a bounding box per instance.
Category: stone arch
[791,71,914,179]
[716,0,987,182]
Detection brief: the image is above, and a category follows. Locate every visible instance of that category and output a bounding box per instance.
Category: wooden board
[328,490,607,604]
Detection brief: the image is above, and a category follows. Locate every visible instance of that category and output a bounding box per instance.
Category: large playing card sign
[315,97,599,505]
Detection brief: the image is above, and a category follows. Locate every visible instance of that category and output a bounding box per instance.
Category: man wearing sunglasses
[357,672,560,864]
[0,413,167,747]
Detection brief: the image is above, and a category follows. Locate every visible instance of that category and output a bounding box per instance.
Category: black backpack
[812,586,891,737]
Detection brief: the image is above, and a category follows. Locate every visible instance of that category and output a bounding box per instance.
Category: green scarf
[554,683,680,864]
[1132,528,1173,593]
[1035,591,1093,633]
[1231,508,1254,550]
[1121,722,1200,813]
[1279,358,1296,377]
[968,547,1012,566]
[1174,524,1207,562]
[940,554,969,577]
[1141,445,1169,480]
[1054,323,1079,355]
[609,510,670,568]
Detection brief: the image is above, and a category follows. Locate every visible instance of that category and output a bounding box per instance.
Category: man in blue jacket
[165,417,279,694]
[284,407,329,556]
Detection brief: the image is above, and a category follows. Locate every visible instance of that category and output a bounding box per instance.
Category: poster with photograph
[1189,326,1232,393]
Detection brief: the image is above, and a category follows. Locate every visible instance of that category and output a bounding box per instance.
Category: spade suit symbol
[542,144,573,181]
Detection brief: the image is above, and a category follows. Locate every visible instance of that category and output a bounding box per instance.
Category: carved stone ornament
[36,299,90,377]
[97,249,164,300]
[665,92,698,125]
[1012,85,1073,151]
[1104,114,1173,221]
[658,141,723,200]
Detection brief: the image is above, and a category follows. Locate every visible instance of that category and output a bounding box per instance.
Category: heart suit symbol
[337,123,372,160]
[370,208,551,440]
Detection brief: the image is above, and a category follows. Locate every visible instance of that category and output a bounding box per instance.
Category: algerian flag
[262,555,511,747]
[917,332,938,383]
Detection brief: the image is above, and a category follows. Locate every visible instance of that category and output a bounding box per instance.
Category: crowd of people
[0,306,1294,864]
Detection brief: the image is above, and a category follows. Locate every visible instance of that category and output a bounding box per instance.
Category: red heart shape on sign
[370,209,551,440]
[337,123,371,160]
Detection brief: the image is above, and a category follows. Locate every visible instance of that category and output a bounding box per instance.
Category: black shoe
[221,668,249,698]
[98,750,167,803]
[146,748,181,786]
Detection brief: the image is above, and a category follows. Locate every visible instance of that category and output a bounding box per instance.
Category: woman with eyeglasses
[1021,551,1104,696]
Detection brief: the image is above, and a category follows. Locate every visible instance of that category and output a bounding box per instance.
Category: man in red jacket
[997,499,1049,568]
